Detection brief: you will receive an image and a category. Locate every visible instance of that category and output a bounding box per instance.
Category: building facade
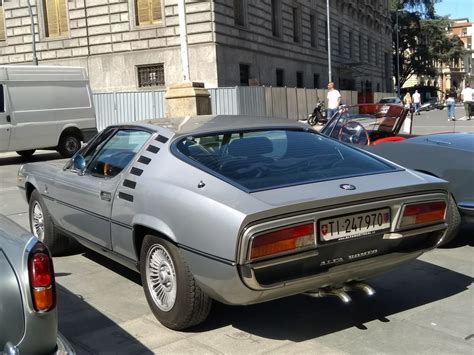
[437,18,473,92]
[0,0,393,93]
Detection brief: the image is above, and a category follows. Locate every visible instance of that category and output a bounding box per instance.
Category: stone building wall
[0,0,393,93]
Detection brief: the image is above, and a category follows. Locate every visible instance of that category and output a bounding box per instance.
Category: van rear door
[0,84,10,151]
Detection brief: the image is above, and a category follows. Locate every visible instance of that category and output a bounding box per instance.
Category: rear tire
[17,150,36,158]
[439,194,461,246]
[140,235,212,330]
[29,189,73,255]
[58,134,81,158]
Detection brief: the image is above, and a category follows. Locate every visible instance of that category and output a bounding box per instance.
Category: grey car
[320,104,472,243]
[18,115,451,330]
[0,214,73,354]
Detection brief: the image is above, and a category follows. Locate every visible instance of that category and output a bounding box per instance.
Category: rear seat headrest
[228,137,273,157]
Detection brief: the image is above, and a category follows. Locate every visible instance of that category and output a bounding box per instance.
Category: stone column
[165,82,211,118]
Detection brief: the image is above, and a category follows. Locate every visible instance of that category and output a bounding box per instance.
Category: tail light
[399,200,447,229]
[249,222,315,261]
[28,243,55,312]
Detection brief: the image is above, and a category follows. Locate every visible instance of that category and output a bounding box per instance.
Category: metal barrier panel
[93,93,116,131]
[209,87,238,115]
[237,86,267,116]
[271,87,288,118]
[306,89,319,116]
[286,87,298,120]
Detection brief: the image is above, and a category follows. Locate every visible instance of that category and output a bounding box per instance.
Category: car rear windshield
[174,129,397,191]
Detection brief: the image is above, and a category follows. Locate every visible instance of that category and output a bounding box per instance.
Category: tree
[392,1,465,89]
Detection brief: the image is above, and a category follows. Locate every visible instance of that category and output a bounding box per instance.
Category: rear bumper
[2,333,73,355]
[459,202,474,224]
[55,332,75,355]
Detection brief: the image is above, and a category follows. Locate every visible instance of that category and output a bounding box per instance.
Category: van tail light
[399,201,447,228]
[28,243,55,312]
[250,223,315,261]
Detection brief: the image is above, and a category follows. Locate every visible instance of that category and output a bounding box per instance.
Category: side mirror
[73,155,86,175]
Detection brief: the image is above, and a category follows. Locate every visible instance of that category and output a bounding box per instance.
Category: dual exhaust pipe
[304,281,375,304]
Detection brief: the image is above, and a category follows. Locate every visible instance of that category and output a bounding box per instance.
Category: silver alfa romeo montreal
[18,115,451,330]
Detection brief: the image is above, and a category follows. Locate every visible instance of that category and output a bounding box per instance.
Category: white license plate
[319,208,391,242]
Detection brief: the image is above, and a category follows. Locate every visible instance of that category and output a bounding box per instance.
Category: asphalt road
[0,113,473,354]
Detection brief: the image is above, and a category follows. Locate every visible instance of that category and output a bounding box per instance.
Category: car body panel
[0,215,59,354]
[18,116,451,306]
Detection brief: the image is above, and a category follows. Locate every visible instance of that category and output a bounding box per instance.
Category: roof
[136,115,309,137]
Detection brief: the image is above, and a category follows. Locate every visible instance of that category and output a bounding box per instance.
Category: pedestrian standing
[412,90,421,115]
[403,92,412,109]
[461,83,473,120]
[445,90,456,121]
[326,82,341,119]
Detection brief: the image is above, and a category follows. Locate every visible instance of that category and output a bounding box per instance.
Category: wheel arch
[132,216,177,263]
[25,180,39,202]
[58,125,83,145]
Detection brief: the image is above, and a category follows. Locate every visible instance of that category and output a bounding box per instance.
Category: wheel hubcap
[66,138,79,154]
[146,245,177,312]
[31,201,45,241]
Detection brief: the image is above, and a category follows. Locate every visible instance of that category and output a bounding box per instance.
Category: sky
[434,0,474,20]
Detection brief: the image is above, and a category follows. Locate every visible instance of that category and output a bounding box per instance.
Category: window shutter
[44,0,59,37]
[136,0,151,25]
[58,0,69,36]
[151,0,162,22]
[0,4,6,41]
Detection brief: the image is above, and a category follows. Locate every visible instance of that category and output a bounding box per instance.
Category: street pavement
[0,111,473,354]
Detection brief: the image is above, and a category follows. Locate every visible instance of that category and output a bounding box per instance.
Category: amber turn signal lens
[400,200,447,228]
[32,287,54,312]
[250,223,315,261]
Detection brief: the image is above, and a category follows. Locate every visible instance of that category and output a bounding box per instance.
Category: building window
[233,0,245,26]
[310,14,316,48]
[271,0,281,37]
[313,73,320,89]
[292,7,301,43]
[135,0,163,26]
[137,64,165,87]
[296,71,304,88]
[276,69,284,87]
[358,34,362,60]
[0,1,6,41]
[240,64,250,86]
[348,31,353,58]
[43,0,69,38]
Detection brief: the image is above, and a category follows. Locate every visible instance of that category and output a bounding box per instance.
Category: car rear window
[174,129,397,191]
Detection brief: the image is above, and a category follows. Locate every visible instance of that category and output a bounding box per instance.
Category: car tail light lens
[28,243,55,312]
[249,223,315,261]
[399,201,447,228]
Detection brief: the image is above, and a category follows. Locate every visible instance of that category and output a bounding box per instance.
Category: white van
[0,66,97,158]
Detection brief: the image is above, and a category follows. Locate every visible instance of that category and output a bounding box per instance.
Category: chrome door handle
[100,191,111,202]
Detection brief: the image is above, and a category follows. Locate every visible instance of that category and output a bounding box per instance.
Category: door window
[86,129,151,178]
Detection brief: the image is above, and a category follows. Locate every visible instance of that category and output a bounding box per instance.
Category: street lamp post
[177,0,190,82]
[395,10,401,97]
[26,0,38,66]
[326,0,332,82]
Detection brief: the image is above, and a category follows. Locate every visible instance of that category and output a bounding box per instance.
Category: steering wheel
[338,121,371,146]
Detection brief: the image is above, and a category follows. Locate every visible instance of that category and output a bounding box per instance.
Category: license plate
[319,208,391,242]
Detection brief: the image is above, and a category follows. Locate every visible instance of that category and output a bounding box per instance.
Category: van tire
[58,134,81,158]
[17,150,36,158]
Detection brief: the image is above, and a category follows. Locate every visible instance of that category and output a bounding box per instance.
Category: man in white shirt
[461,83,473,120]
[412,90,421,115]
[326,82,341,119]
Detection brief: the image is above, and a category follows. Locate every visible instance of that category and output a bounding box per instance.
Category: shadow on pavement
[56,283,152,354]
[440,224,474,249]
[194,259,472,341]
[0,152,64,166]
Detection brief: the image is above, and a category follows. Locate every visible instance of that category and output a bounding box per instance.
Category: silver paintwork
[0,215,73,354]
[18,115,450,307]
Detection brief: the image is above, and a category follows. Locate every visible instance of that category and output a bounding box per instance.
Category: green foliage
[392,1,466,88]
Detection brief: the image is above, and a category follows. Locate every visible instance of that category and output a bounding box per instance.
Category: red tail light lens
[250,223,315,261]
[28,244,55,312]
[399,200,447,228]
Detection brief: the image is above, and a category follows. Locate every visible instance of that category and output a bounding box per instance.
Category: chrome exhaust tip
[305,287,352,304]
[344,281,376,296]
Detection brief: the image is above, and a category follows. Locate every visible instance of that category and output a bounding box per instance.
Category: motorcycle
[307,102,327,126]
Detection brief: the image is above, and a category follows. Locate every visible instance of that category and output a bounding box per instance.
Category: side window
[87,130,151,178]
